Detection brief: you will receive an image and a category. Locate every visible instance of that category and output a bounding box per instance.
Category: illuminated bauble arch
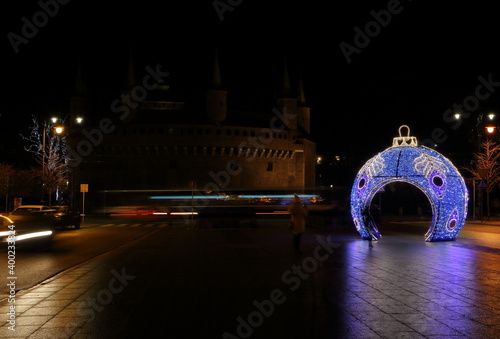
[350,125,469,242]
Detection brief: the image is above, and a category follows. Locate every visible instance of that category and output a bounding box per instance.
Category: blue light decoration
[350,125,468,242]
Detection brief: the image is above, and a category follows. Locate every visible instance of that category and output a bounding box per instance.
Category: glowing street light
[486,126,496,134]
[42,122,65,203]
[42,114,83,204]
[51,115,83,127]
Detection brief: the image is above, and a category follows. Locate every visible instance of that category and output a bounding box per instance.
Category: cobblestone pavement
[1,220,499,338]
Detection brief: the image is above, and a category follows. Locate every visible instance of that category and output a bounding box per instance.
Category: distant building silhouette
[69,52,316,210]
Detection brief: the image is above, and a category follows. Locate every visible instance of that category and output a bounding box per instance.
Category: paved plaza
[0,218,499,338]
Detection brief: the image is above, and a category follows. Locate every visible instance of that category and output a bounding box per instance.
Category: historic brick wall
[82,123,308,191]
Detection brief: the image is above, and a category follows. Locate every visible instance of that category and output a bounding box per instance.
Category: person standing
[288,194,308,254]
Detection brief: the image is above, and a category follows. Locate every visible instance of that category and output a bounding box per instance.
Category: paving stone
[0,220,499,338]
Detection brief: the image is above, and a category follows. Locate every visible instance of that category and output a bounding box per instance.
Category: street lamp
[51,114,83,127]
[42,122,64,204]
[53,114,83,207]
[41,115,83,205]
[42,125,46,203]
[484,112,497,135]
[454,110,497,220]
[55,125,64,134]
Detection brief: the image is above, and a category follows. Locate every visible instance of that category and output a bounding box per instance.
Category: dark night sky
[2,1,500,165]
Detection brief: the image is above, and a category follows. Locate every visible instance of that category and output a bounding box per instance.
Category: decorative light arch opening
[350,125,468,242]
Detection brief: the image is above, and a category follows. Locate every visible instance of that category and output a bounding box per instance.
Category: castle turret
[206,49,227,125]
[120,51,138,122]
[275,58,297,131]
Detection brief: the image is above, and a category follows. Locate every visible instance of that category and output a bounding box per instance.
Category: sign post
[80,184,88,224]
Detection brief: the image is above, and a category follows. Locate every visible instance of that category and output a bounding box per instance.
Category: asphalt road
[0,223,159,298]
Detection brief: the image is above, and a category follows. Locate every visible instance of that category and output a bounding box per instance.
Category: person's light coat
[288,195,308,235]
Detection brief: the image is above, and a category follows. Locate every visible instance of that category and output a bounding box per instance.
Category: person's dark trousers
[293,233,303,253]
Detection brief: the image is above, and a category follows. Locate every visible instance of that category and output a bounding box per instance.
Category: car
[10,205,55,214]
[1,205,57,248]
[106,205,158,216]
[52,205,82,229]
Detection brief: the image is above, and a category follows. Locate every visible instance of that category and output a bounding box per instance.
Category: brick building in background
[69,52,316,212]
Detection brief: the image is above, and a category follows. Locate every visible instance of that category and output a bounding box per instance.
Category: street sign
[80,184,88,225]
[477,179,487,188]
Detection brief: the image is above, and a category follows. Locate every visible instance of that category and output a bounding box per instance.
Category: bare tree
[462,138,500,218]
[20,115,68,206]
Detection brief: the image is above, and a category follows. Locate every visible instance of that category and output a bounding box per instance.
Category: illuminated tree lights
[350,126,468,242]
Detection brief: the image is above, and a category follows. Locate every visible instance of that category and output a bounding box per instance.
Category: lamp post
[51,114,83,207]
[455,111,497,220]
[41,120,65,205]
[455,111,497,150]
[41,115,83,206]
[484,112,497,137]
[478,112,496,147]
[41,125,46,204]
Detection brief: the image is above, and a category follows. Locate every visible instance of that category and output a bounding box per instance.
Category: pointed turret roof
[279,57,292,98]
[297,70,307,107]
[74,58,86,96]
[210,48,222,89]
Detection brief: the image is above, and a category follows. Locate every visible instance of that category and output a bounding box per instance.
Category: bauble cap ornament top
[392,125,418,147]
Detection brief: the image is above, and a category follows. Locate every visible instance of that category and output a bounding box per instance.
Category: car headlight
[14,231,53,241]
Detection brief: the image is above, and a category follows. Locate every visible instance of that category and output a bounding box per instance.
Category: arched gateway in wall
[350,126,469,242]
